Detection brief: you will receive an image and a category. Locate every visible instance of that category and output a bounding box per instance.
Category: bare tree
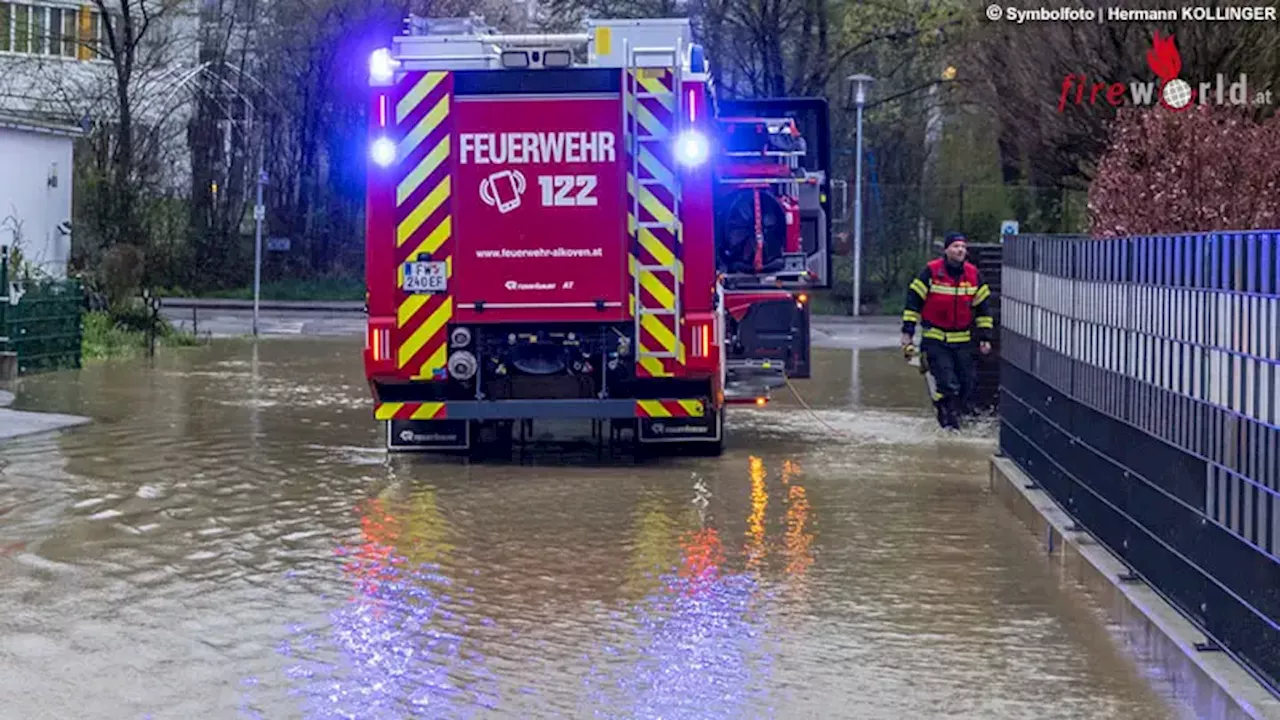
[89,0,197,245]
[246,0,530,280]
[0,0,196,302]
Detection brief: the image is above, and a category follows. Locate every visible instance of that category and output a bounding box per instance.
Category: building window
[83,8,101,59]
[0,2,104,59]
[14,4,30,53]
[59,6,75,56]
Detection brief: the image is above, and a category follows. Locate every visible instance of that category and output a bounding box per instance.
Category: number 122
[539,175,598,207]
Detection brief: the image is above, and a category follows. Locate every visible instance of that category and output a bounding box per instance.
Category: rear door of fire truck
[717,97,835,290]
[715,97,833,393]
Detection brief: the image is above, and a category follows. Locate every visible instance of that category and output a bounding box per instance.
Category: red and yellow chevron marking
[627,67,684,379]
[393,71,454,381]
[374,402,448,421]
[635,399,705,418]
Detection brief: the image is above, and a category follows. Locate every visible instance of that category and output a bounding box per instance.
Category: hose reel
[718,188,787,274]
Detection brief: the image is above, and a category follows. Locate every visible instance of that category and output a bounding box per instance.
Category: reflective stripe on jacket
[901,258,994,344]
[923,258,979,330]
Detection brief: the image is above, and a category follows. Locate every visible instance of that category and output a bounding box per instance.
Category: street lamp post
[253,148,266,337]
[228,87,267,338]
[149,62,277,336]
[846,74,873,318]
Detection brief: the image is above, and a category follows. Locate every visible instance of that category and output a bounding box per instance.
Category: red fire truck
[364,16,839,454]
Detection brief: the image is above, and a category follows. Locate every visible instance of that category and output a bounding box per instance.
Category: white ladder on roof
[624,38,683,363]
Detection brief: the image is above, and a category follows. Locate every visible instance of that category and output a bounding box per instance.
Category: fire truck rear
[364,16,838,454]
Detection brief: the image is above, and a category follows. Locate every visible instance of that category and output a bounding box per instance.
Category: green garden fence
[0,250,85,376]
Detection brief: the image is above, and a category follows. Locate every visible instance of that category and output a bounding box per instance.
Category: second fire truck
[364,16,840,455]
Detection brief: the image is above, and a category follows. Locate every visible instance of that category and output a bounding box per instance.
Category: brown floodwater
[0,339,1184,719]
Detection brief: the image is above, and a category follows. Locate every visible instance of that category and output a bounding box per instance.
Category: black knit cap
[943,232,968,249]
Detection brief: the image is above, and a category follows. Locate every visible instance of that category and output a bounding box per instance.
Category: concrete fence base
[990,455,1280,720]
[0,351,17,384]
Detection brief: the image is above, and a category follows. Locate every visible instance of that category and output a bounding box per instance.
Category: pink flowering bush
[1088,105,1280,237]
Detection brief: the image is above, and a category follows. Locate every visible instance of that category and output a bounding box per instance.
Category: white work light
[674,130,709,166]
[369,48,397,85]
[371,137,396,167]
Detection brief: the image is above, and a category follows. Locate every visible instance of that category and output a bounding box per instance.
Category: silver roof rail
[386,15,697,72]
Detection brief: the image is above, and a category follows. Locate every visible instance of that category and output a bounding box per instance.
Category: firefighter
[899,232,994,430]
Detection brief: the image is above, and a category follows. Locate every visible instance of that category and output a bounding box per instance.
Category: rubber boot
[935,399,959,430]
[945,397,964,431]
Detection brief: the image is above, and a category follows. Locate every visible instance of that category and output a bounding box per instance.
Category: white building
[0,0,202,193]
[0,113,81,279]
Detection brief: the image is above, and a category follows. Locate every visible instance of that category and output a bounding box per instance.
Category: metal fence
[967,243,1003,413]
[822,183,1086,310]
[998,232,1280,698]
[0,251,84,376]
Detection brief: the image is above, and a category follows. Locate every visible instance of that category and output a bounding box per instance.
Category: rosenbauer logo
[1057,31,1271,112]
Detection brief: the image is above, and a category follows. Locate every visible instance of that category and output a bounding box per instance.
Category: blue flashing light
[370,138,396,167]
[369,48,395,84]
[689,44,706,74]
[674,130,709,167]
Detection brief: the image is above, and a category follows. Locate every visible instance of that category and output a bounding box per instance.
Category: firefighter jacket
[901,258,994,344]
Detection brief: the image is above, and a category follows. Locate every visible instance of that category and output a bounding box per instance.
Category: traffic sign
[266,237,291,252]
[1000,220,1019,237]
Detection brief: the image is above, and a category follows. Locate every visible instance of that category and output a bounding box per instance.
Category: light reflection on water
[247,497,498,720]
[0,340,1182,719]
[583,526,775,720]
[254,497,778,720]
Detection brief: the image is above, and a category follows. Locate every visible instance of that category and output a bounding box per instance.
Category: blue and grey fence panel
[999,232,1280,698]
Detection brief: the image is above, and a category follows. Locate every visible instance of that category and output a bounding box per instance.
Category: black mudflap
[637,411,723,444]
[387,419,471,452]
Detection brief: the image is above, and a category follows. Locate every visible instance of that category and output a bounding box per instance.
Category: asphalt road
[160,302,903,350]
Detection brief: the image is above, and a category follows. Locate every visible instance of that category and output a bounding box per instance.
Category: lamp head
[846,74,875,108]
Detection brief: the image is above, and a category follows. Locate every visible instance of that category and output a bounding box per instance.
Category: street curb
[810,313,900,324]
[0,408,91,443]
[990,456,1280,720]
[159,298,364,313]
[159,301,899,322]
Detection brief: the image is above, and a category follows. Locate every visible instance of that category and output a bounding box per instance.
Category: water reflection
[587,519,775,719]
[780,459,814,583]
[622,496,682,600]
[259,496,494,719]
[373,479,455,568]
[744,456,768,571]
[740,455,815,588]
[0,340,1181,719]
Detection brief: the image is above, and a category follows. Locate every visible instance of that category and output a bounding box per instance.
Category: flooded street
[0,339,1180,719]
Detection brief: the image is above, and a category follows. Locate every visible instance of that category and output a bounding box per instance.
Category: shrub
[82,310,198,360]
[100,243,146,309]
[1089,105,1280,237]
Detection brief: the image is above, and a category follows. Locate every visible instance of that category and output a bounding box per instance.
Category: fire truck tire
[467,420,514,460]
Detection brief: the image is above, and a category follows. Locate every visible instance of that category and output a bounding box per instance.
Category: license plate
[403,261,446,293]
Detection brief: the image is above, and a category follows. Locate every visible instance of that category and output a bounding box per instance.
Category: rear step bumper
[383,398,724,451]
[726,359,787,402]
[375,398,710,421]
